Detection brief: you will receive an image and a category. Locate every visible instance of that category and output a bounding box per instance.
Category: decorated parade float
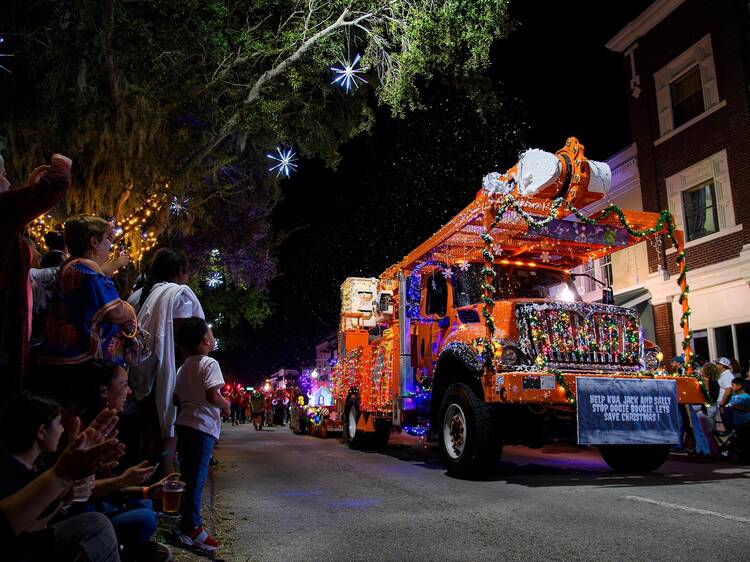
[289,370,343,437]
[332,137,706,477]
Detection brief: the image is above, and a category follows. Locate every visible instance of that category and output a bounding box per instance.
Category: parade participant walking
[250,391,264,430]
[128,248,203,477]
[174,318,229,552]
[0,154,71,390]
[714,357,735,428]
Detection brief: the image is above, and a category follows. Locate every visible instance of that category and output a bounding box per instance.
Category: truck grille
[515,302,641,372]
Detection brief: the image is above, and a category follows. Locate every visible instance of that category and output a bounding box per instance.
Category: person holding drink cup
[173,317,230,552]
[71,360,175,561]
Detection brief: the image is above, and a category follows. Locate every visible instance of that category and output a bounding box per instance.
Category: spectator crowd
[0,154,230,561]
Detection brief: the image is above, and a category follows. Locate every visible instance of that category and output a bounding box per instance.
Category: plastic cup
[70,475,95,503]
[162,480,185,513]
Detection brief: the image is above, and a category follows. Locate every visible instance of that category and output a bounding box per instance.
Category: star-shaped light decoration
[267,146,298,178]
[331,53,367,93]
[540,251,551,263]
[170,196,189,216]
[205,271,224,289]
[0,36,13,74]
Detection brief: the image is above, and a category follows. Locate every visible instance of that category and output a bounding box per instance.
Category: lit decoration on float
[478,192,708,404]
[267,146,298,178]
[330,53,367,93]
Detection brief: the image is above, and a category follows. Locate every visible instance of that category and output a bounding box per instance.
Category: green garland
[479,192,708,402]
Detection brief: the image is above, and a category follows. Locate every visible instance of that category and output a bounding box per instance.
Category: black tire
[343,396,365,449]
[599,445,670,473]
[438,383,499,478]
[371,420,391,451]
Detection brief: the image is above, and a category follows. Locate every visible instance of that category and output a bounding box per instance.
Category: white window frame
[665,149,739,253]
[653,34,722,142]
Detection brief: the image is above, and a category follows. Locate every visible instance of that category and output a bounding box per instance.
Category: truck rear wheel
[599,445,670,473]
[372,420,391,451]
[438,383,499,478]
[343,396,365,449]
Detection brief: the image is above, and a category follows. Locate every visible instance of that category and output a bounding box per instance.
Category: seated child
[721,377,750,433]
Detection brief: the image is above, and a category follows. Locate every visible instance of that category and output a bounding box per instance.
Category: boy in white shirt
[174,317,230,552]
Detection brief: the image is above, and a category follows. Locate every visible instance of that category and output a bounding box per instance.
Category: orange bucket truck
[332,137,706,478]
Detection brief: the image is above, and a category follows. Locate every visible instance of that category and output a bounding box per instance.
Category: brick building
[602,0,750,368]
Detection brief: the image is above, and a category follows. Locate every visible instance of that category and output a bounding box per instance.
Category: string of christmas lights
[479,192,706,403]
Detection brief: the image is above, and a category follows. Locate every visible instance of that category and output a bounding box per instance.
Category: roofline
[606,0,685,53]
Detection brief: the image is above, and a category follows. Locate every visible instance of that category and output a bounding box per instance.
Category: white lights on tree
[206,271,224,288]
[267,146,298,177]
[170,196,189,215]
[330,53,367,93]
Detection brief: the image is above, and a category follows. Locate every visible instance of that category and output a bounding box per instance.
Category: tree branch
[181,6,387,173]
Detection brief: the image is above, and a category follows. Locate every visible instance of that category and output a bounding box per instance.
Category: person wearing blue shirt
[721,377,750,432]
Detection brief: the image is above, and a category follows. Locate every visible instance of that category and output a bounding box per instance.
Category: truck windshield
[452,263,581,307]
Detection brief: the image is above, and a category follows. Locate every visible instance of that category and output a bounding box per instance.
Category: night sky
[225,0,655,383]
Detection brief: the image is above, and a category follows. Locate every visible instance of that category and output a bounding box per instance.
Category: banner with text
[576,377,680,445]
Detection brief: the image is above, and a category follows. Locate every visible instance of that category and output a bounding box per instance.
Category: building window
[681,180,719,241]
[654,34,719,137]
[669,66,704,128]
[666,150,735,246]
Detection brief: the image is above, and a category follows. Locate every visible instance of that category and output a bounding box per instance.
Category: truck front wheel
[438,383,499,478]
[343,397,364,449]
[599,445,670,473]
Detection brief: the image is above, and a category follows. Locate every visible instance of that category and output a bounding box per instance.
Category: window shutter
[698,44,718,108]
[713,155,734,228]
[655,79,673,135]
[665,176,685,233]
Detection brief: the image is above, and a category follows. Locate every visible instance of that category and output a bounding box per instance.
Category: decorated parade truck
[332,137,708,478]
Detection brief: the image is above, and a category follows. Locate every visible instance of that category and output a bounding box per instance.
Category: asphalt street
[209,424,750,561]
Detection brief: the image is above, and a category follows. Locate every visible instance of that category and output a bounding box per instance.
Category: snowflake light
[441,268,454,280]
[205,271,224,288]
[170,196,189,216]
[540,251,551,263]
[0,36,13,74]
[331,53,367,93]
[267,146,298,178]
[458,261,471,272]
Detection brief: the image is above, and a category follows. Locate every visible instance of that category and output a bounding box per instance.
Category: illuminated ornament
[214,313,224,326]
[214,338,221,351]
[330,53,367,93]
[540,251,551,263]
[205,271,224,288]
[458,261,471,272]
[441,268,454,280]
[170,196,189,216]
[267,146,298,178]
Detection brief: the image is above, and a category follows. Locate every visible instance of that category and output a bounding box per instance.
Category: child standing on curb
[174,317,230,552]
